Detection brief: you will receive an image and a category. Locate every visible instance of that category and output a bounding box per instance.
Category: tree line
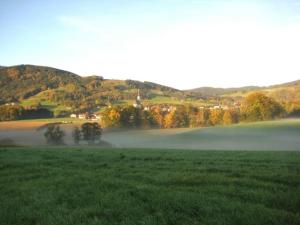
[0,105,53,121]
[0,92,286,126]
[101,92,285,129]
[44,122,103,145]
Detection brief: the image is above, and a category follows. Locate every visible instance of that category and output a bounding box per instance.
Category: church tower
[133,89,142,108]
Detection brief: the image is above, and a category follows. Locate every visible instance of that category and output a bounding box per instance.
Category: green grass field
[0,147,299,225]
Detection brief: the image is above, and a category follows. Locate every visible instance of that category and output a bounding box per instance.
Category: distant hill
[0,64,299,113]
[189,80,300,103]
[188,86,261,97]
[0,65,185,111]
[0,64,84,103]
[269,79,300,88]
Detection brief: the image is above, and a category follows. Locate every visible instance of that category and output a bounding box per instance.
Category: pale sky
[0,0,300,89]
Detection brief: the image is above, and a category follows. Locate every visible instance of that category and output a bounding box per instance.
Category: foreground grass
[0,147,299,225]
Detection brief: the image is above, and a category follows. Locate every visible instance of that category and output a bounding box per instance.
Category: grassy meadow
[0,147,300,225]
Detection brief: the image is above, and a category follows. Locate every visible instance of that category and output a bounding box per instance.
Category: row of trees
[0,92,285,126]
[0,105,53,121]
[44,122,102,145]
[101,93,285,129]
[101,105,240,129]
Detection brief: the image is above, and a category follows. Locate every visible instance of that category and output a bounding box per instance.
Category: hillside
[0,64,299,114]
[188,86,261,97]
[0,65,189,112]
[190,80,300,106]
[0,65,84,102]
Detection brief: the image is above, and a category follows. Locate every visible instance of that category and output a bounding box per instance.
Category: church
[133,89,142,108]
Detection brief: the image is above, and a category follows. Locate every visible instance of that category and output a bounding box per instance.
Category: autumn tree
[152,107,165,128]
[101,106,121,127]
[209,109,224,126]
[185,105,199,128]
[196,108,210,126]
[164,106,189,128]
[0,105,22,121]
[241,92,285,121]
[222,109,239,125]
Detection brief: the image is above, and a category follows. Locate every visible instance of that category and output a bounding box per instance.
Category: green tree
[81,122,102,145]
[120,106,141,128]
[44,124,65,145]
[141,110,157,128]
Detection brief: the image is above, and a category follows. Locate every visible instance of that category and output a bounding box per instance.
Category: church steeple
[133,89,142,108]
[137,89,141,101]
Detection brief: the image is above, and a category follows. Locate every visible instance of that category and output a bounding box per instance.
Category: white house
[70,113,77,118]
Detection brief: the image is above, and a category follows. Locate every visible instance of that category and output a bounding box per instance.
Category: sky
[0,0,300,89]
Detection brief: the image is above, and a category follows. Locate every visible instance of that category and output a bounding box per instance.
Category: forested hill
[188,86,261,96]
[0,64,299,114]
[189,80,300,103]
[0,64,182,106]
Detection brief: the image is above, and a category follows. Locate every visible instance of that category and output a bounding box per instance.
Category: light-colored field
[103,119,300,150]
[0,119,300,150]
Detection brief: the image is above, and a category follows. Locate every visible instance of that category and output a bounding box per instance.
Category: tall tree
[81,122,102,145]
[209,109,224,126]
[44,124,65,145]
[72,126,81,145]
[223,109,240,125]
[241,92,285,121]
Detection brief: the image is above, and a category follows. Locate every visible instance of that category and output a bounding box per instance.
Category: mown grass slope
[0,147,299,225]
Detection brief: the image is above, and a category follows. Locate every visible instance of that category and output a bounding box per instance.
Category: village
[69,89,241,122]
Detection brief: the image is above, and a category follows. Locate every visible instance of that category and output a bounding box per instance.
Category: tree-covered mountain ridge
[0,64,181,104]
[0,64,299,114]
[189,80,300,96]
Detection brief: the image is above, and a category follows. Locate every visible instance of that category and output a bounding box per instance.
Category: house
[5,102,16,106]
[90,114,101,121]
[70,113,77,118]
[78,113,88,119]
[213,105,222,109]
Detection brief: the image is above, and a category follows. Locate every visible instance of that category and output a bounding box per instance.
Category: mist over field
[1,119,300,151]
